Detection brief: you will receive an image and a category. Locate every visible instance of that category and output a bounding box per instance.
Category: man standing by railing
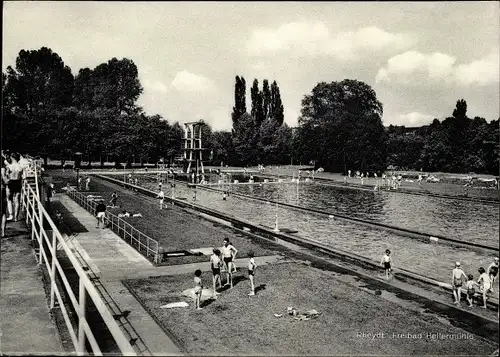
[95,200,107,229]
[7,153,23,221]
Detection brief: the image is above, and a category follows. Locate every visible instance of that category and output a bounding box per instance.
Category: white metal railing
[21,170,137,356]
[66,189,160,262]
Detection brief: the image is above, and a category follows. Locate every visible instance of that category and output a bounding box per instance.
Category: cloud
[142,79,168,93]
[171,70,216,92]
[246,22,414,59]
[395,112,435,126]
[376,48,499,86]
[454,49,499,86]
[207,106,232,131]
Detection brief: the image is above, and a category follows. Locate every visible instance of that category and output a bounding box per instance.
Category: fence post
[50,230,57,309]
[31,194,36,241]
[37,201,43,266]
[78,278,87,355]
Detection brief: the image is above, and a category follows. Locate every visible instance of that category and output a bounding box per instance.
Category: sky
[3,1,499,131]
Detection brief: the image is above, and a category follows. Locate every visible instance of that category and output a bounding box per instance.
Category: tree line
[2,47,183,167]
[2,47,498,174]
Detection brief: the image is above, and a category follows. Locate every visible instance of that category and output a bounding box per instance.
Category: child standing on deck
[465,274,478,307]
[193,269,203,310]
[451,262,467,305]
[248,251,257,296]
[156,189,165,209]
[477,267,491,309]
[380,249,393,280]
[210,249,222,297]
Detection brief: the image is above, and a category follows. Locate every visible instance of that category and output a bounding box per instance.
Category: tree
[89,57,143,115]
[232,112,259,165]
[297,79,387,172]
[262,79,271,121]
[231,76,246,126]
[270,80,284,126]
[2,47,74,155]
[250,79,265,127]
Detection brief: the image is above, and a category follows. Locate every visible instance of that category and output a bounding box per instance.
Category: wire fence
[66,189,161,264]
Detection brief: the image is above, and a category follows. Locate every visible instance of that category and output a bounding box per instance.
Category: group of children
[380,251,499,310]
[192,238,257,310]
[451,258,498,308]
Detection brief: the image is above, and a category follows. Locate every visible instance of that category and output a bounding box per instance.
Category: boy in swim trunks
[210,248,222,297]
[451,262,467,305]
[221,238,238,288]
[380,249,393,280]
[248,251,257,296]
[487,257,499,292]
[193,269,203,310]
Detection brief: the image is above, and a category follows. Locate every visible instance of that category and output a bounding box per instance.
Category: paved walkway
[58,194,287,355]
[0,223,65,355]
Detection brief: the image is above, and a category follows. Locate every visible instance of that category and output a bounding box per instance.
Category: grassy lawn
[49,171,280,266]
[124,262,497,356]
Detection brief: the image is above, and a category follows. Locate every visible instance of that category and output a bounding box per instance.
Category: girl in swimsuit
[210,249,222,297]
[477,267,491,309]
[193,269,203,310]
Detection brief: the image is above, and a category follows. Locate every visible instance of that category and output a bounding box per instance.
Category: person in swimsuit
[7,153,23,221]
[465,274,479,308]
[110,192,118,207]
[95,201,107,229]
[1,155,12,222]
[380,249,393,280]
[477,267,491,309]
[221,238,238,288]
[248,251,257,296]
[451,262,467,305]
[85,177,91,191]
[156,189,165,210]
[193,269,203,310]
[1,179,8,237]
[487,257,499,292]
[210,248,222,297]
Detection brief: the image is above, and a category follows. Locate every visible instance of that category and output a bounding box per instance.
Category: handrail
[65,189,160,263]
[21,172,137,356]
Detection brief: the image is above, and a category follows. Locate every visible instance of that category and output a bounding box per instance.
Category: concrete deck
[0,222,65,355]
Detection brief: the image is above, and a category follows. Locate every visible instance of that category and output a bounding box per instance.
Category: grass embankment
[125,262,497,356]
[50,171,279,266]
